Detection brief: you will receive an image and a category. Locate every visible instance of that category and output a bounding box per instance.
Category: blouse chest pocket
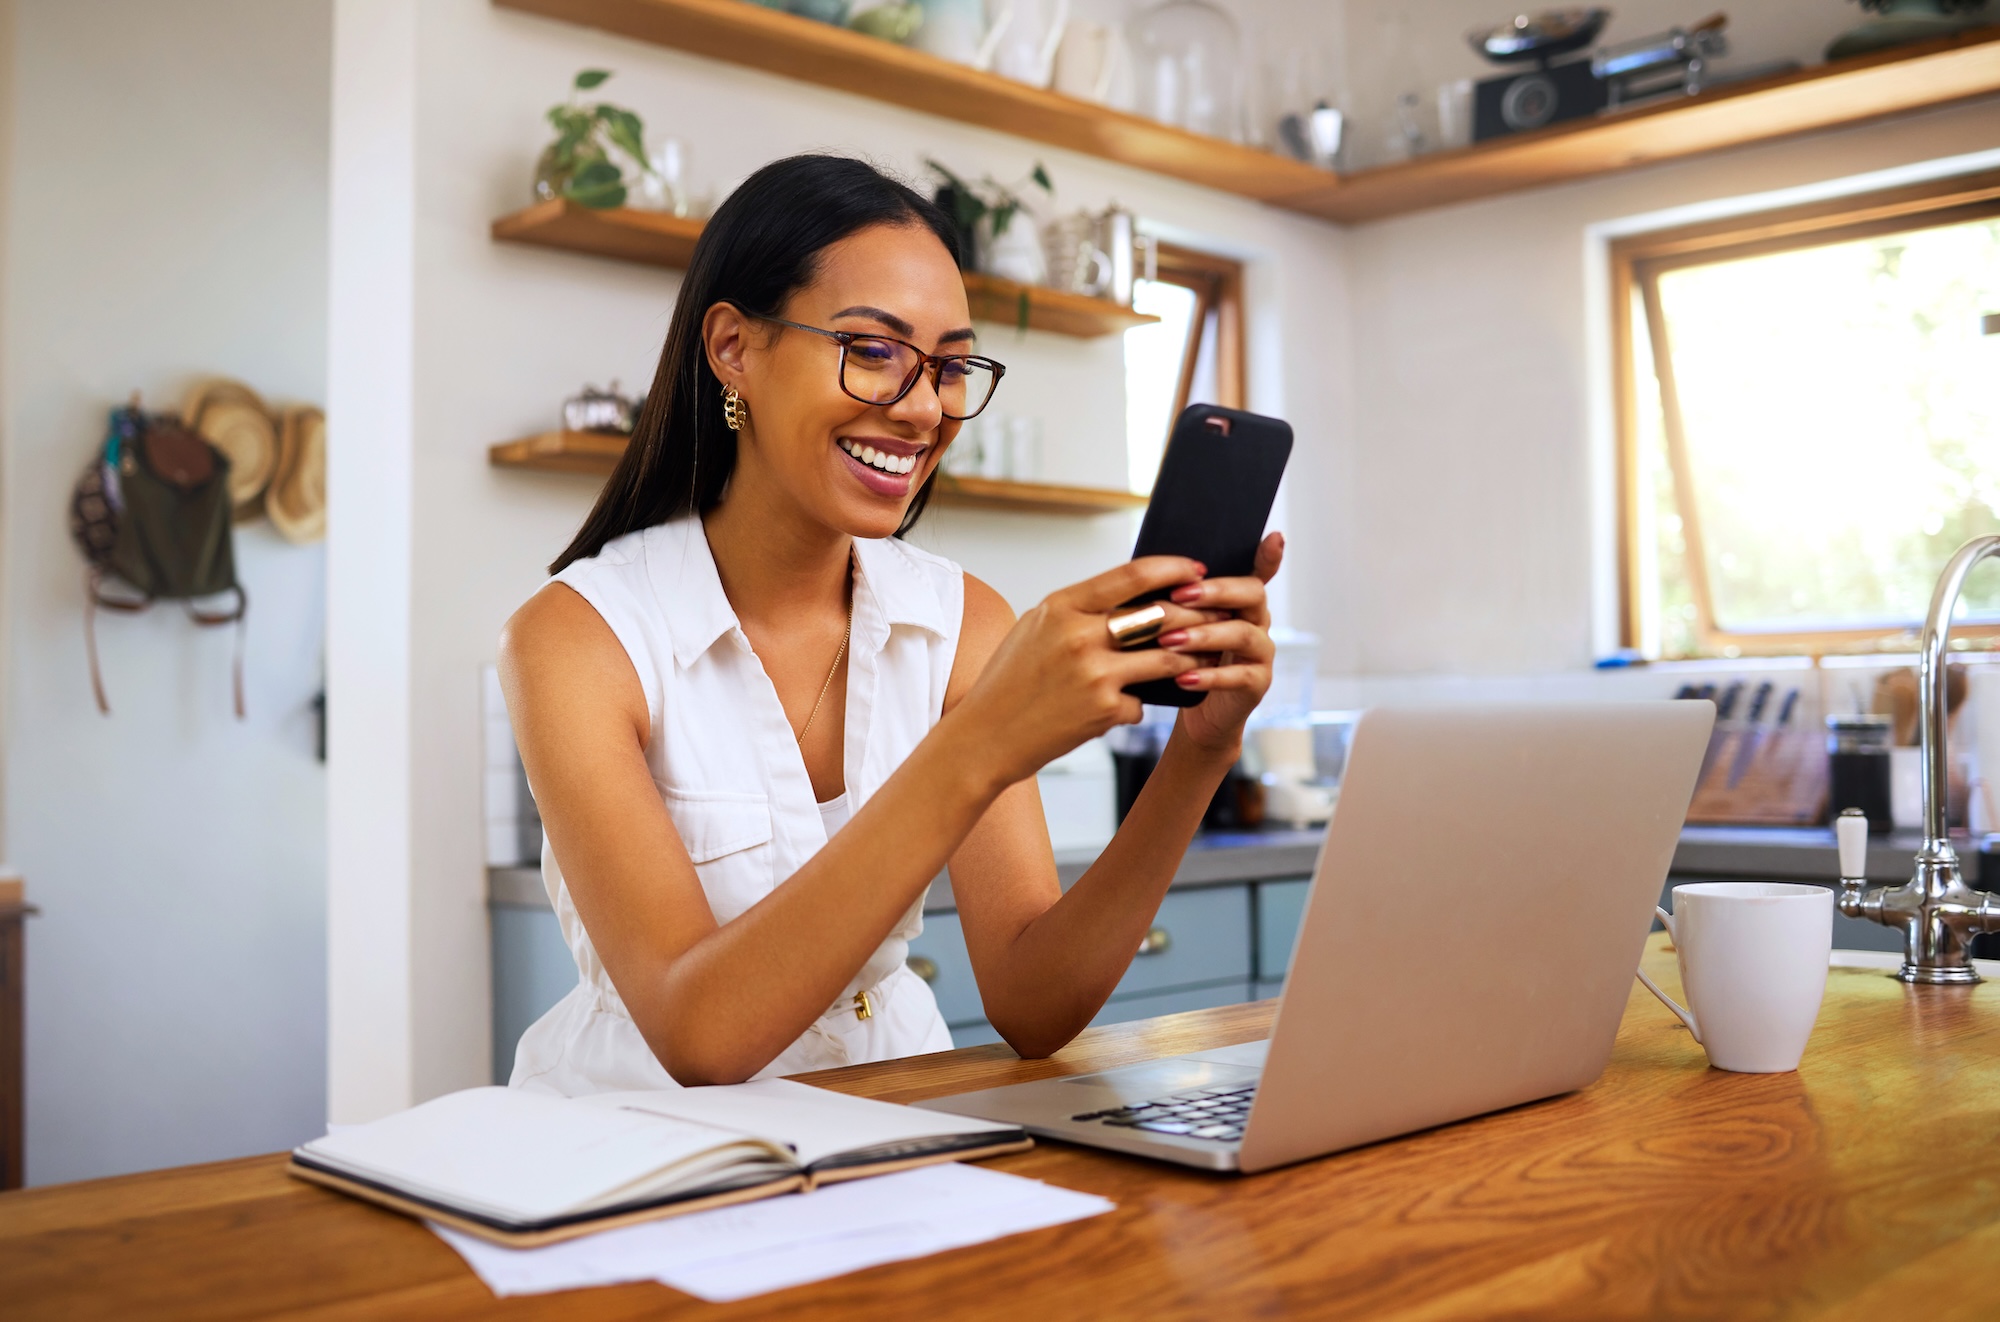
[659,787,775,920]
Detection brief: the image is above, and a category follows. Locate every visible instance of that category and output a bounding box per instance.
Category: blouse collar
[646,516,948,670]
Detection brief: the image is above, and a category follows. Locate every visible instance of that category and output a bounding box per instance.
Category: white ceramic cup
[1636,882,1832,1073]
[1052,20,1120,102]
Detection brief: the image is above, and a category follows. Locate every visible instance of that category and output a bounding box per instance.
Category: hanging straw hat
[183,379,277,520]
[267,405,326,544]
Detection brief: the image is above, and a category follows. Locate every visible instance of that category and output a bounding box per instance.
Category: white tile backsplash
[1038,738,1117,852]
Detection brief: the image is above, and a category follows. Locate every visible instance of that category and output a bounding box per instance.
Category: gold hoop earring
[722,384,748,432]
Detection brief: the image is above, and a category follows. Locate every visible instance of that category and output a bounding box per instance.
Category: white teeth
[840,439,919,476]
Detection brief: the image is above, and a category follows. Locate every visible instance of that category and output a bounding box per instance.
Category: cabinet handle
[906,954,939,983]
[1137,927,1172,957]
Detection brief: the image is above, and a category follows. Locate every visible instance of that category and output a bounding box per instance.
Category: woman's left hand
[1160,532,1285,754]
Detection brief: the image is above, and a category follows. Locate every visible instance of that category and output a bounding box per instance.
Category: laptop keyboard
[1070,1083,1257,1142]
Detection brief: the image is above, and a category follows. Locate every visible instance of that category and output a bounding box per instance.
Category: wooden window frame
[1151,242,1246,413]
[1612,168,2000,657]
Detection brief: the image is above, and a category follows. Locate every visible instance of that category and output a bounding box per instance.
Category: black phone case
[1123,404,1293,708]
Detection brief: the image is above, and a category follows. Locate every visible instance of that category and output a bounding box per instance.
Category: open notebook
[290,1079,1031,1247]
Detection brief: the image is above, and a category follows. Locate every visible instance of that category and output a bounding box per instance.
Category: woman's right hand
[950,556,1220,789]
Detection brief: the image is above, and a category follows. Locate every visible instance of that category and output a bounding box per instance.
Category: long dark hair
[551,155,962,573]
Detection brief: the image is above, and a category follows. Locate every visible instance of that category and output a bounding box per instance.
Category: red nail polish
[1171,585,1202,604]
[1158,629,1189,648]
[1191,562,1208,577]
[1176,672,1202,688]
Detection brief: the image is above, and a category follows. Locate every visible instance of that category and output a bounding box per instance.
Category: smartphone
[1123,404,1293,708]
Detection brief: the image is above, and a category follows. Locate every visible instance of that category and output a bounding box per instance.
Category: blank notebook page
[588,1079,1019,1168]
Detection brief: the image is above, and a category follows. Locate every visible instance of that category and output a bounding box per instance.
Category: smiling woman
[498,155,1284,1093]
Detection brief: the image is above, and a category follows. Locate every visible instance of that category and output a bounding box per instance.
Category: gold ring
[1107,603,1168,650]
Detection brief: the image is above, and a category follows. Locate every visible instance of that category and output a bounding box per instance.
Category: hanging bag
[68,402,248,717]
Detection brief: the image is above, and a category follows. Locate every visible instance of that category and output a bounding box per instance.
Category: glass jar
[1129,0,1243,140]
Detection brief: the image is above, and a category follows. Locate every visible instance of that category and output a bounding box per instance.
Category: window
[1124,244,1244,493]
[1614,171,2000,657]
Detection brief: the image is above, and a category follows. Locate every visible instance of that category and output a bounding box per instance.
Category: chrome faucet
[1838,535,2000,983]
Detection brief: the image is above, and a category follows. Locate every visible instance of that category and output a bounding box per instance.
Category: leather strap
[85,571,249,719]
[84,567,149,716]
[183,585,248,720]
[85,571,108,716]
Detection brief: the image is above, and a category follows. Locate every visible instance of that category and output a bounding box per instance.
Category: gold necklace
[794,588,853,746]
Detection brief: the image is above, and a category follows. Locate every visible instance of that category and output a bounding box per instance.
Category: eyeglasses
[752,313,1006,421]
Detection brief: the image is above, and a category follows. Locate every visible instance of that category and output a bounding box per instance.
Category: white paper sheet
[431,1162,1114,1302]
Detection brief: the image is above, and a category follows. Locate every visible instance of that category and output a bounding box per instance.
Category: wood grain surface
[1275,27,2000,222]
[493,0,2000,224]
[489,204,1160,339]
[492,0,1332,205]
[489,433,1149,515]
[4,933,1997,1319]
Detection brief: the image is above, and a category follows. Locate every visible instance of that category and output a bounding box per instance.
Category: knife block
[1684,726,1829,826]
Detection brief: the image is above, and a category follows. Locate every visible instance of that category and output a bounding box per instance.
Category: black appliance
[1466,7,1611,140]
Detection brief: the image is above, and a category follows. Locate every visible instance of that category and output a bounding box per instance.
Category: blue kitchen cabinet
[919,884,1254,1048]
[1254,877,1313,987]
[490,904,577,1083]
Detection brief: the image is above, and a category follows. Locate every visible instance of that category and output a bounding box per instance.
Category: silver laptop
[917,701,1714,1173]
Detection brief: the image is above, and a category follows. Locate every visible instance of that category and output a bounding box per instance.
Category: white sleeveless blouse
[510,516,960,1096]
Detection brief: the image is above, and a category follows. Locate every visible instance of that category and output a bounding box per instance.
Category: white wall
[1327,100,2000,679]
[1285,1,2000,680]
[0,0,14,857]
[326,0,418,1130]
[325,0,1355,1117]
[0,0,331,1183]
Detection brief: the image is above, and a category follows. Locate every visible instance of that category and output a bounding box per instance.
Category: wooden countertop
[4,933,1997,1319]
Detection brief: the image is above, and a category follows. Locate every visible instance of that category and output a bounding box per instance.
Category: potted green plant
[925,159,1055,283]
[534,69,656,209]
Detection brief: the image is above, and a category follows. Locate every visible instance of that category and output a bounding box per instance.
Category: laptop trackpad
[1056,1053,1263,1110]
[1182,1039,1269,1070]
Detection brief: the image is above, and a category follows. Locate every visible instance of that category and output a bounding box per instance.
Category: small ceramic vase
[849,0,924,42]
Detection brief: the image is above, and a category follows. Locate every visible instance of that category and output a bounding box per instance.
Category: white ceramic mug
[1051,20,1121,102]
[1637,882,1832,1073]
[989,0,1068,85]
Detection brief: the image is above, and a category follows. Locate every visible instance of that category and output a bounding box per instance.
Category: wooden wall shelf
[488,429,631,475]
[493,0,1331,204]
[494,0,2000,223]
[490,431,1148,514]
[960,272,1155,337]
[492,200,1157,337]
[1294,27,2000,223]
[931,474,1147,515]
[491,198,703,267]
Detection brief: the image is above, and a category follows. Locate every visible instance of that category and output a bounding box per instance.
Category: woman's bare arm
[499,556,1211,1085]
[947,532,1283,1055]
[942,577,1243,1057]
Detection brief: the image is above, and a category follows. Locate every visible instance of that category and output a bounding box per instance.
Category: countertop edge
[489,833,1325,913]
[488,824,1973,912]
